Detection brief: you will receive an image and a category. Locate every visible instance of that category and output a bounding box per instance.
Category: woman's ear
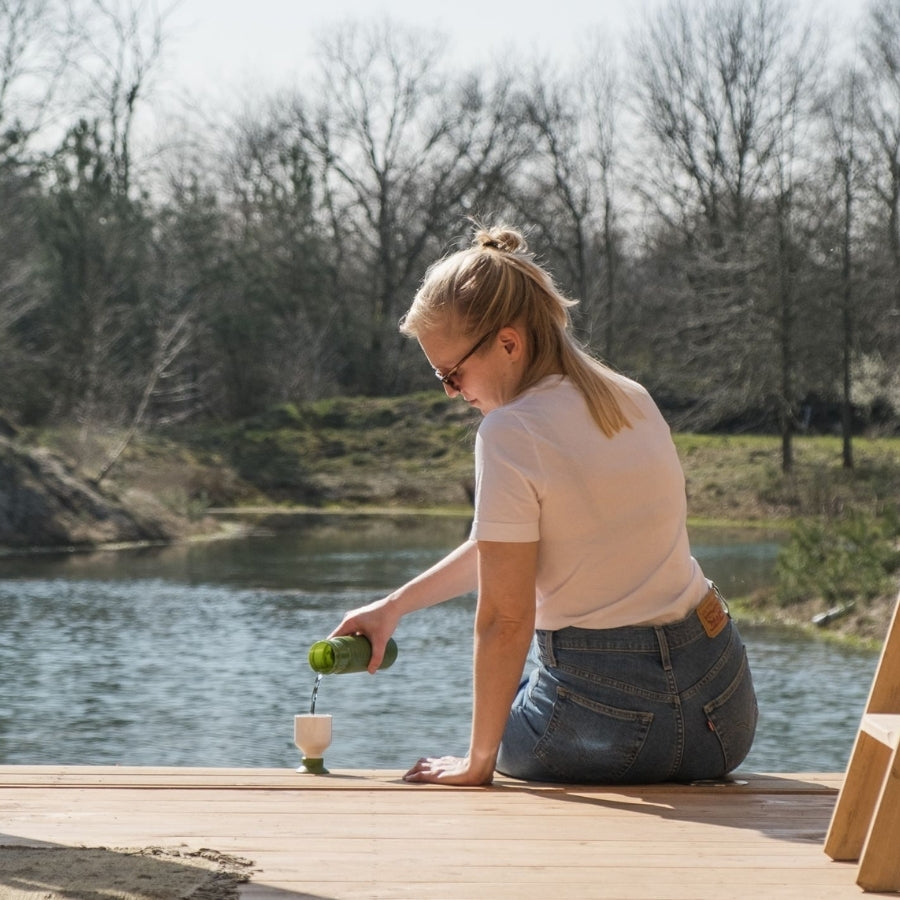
[498,325,524,360]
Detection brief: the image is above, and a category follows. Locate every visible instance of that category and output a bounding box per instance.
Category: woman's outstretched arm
[329,538,479,671]
[403,539,537,785]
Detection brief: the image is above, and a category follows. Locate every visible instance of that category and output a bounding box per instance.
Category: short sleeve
[469,409,542,543]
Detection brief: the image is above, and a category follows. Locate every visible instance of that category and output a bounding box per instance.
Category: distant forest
[2,0,899,473]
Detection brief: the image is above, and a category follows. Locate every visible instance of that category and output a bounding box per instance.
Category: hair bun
[474,226,527,254]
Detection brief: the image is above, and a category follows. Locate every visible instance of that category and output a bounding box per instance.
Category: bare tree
[631,0,822,467]
[0,0,81,416]
[0,0,80,157]
[299,19,525,394]
[500,46,626,362]
[31,0,182,459]
[212,100,340,412]
[818,66,869,469]
[764,26,822,471]
[631,0,784,247]
[511,63,597,322]
[630,0,785,427]
[861,0,900,297]
[76,0,167,196]
[834,0,900,438]
[92,308,191,484]
[0,165,48,420]
[583,46,625,361]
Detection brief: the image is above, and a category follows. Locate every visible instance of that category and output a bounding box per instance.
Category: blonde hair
[401,224,634,437]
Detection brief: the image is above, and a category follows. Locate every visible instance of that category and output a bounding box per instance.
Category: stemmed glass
[294,714,332,774]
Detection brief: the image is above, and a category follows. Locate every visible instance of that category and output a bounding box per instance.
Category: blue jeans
[496,591,758,783]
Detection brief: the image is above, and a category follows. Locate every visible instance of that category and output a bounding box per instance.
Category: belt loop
[710,581,731,616]
[539,630,557,667]
[655,626,673,672]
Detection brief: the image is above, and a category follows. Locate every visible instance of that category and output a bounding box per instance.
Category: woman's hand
[403,754,495,786]
[326,539,478,673]
[328,597,400,673]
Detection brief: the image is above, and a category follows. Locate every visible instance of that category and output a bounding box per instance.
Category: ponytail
[402,223,637,437]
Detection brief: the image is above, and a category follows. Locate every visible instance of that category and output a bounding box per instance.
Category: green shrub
[775,513,900,607]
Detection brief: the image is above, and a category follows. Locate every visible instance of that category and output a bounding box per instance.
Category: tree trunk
[840,165,855,470]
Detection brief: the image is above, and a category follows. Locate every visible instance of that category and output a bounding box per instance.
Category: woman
[329,224,758,786]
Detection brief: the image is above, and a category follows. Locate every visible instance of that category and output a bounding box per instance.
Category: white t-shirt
[470,373,708,630]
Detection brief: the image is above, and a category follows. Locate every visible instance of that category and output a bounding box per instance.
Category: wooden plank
[0,788,839,827]
[865,591,900,714]
[0,766,840,793]
[239,882,864,900]
[238,848,838,872]
[247,858,852,881]
[0,806,835,847]
[856,741,900,892]
[0,766,408,789]
[860,712,900,748]
[824,729,890,861]
[0,765,863,900]
[824,592,900,891]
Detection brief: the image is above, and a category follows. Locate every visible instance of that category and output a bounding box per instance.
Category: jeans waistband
[536,586,730,666]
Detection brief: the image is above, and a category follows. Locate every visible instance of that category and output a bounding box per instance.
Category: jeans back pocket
[534,685,654,782]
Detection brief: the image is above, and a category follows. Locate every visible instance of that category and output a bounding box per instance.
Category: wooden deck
[0,766,872,899]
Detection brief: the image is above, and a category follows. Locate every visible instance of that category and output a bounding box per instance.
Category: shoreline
[1,505,891,651]
[727,595,891,653]
[0,518,254,558]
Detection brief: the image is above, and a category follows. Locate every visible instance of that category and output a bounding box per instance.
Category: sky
[163,0,634,95]
[159,0,870,106]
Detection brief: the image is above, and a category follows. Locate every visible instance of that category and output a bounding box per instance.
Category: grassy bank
[78,400,900,522]
[24,394,900,645]
[676,432,900,524]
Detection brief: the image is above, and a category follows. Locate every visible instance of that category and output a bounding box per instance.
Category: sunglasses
[434,332,492,387]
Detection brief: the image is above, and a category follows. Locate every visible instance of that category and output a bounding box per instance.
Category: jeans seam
[553,667,672,703]
[656,627,685,777]
[680,627,736,701]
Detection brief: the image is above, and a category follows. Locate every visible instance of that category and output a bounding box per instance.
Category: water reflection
[0,515,876,773]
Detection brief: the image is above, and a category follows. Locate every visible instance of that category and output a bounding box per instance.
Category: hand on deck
[403,755,494,786]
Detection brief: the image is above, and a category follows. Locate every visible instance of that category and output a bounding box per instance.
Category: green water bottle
[308,635,398,674]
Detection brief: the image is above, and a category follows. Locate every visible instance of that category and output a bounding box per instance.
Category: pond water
[0,515,877,774]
